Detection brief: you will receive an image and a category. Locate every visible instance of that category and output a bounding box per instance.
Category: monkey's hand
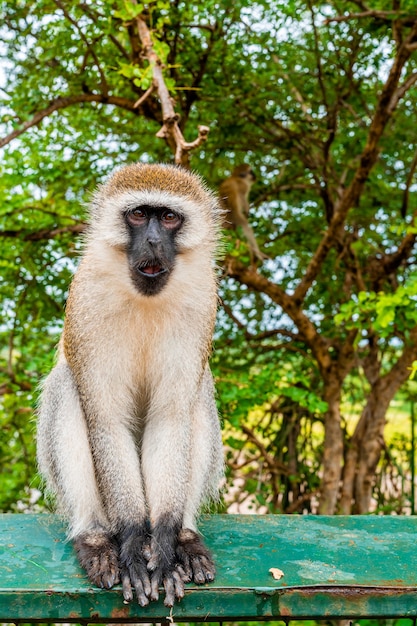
[74,529,120,590]
[119,526,152,607]
[175,528,216,585]
[145,525,185,607]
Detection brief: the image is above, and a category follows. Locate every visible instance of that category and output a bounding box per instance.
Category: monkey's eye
[160,210,182,229]
[126,208,147,226]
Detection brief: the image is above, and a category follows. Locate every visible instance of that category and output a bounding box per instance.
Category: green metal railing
[1,514,417,623]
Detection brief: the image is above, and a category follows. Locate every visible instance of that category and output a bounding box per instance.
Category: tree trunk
[341,327,417,514]
[354,389,390,513]
[339,418,364,514]
[319,379,344,514]
[339,335,380,514]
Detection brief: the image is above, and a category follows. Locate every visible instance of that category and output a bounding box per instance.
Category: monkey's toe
[177,553,215,584]
[193,554,216,583]
[176,528,216,585]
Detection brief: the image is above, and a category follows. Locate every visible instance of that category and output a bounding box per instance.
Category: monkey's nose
[146,218,162,247]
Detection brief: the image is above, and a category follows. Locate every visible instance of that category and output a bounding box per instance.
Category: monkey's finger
[98,552,120,588]
[123,562,151,606]
[85,555,102,586]
[150,572,161,602]
[146,554,158,572]
[85,557,120,590]
[122,569,150,607]
[134,578,151,608]
[199,555,216,582]
[204,568,215,583]
[191,556,206,584]
[122,570,134,603]
[100,568,120,589]
[163,570,185,606]
[163,576,175,608]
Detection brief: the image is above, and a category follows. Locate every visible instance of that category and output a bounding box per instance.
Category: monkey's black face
[125,206,183,296]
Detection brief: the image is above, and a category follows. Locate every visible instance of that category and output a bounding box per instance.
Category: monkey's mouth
[136,262,168,278]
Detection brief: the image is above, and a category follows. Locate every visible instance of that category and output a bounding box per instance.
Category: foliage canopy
[1,0,417,514]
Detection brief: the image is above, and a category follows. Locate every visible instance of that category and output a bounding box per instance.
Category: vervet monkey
[219,164,267,263]
[37,163,224,608]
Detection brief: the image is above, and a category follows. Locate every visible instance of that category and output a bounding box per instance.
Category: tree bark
[319,378,344,514]
[354,385,392,513]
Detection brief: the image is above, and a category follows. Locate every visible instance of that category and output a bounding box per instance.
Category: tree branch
[221,298,299,343]
[133,7,209,167]
[0,223,86,241]
[1,5,210,164]
[225,258,332,374]
[0,94,139,149]
[79,3,131,61]
[381,326,417,394]
[241,424,289,475]
[292,21,417,304]
[392,70,417,108]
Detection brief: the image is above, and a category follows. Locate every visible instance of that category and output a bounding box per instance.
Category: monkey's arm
[140,347,214,604]
[240,193,250,218]
[72,366,155,605]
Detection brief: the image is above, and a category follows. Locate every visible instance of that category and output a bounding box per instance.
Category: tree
[1,0,417,514]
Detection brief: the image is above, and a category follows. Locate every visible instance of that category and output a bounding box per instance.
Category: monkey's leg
[176,368,223,585]
[37,362,120,590]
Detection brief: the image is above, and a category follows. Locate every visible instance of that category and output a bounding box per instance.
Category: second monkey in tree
[37,163,224,607]
[219,164,268,264]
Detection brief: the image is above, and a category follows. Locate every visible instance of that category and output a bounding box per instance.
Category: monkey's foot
[175,528,216,584]
[119,525,151,607]
[74,529,120,590]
